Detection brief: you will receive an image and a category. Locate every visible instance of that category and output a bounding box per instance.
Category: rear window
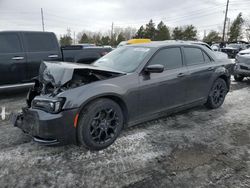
[0,34,22,53]
[184,47,205,66]
[24,33,58,52]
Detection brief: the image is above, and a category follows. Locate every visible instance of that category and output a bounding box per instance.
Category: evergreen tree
[79,33,89,43]
[92,34,101,45]
[183,25,197,40]
[203,31,221,44]
[144,19,156,40]
[155,21,170,41]
[172,27,184,40]
[135,26,146,38]
[229,13,244,42]
[116,33,126,45]
[101,36,111,45]
[60,35,72,46]
[172,25,197,40]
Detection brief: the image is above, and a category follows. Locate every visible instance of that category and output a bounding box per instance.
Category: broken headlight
[31,98,65,113]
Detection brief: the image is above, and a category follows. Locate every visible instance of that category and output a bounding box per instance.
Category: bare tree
[245,19,250,42]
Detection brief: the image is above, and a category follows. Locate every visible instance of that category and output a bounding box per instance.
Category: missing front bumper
[11,107,78,145]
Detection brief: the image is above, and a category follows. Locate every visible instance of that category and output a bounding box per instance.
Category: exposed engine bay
[26,61,124,107]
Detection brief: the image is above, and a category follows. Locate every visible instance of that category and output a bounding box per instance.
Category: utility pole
[226,18,230,41]
[222,0,229,43]
[41,8,45,32]
[203,30,207,39]
[73,31,76,44]
[111,22,114,46]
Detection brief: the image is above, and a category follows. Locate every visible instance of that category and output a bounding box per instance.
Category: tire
[234,75,244,82]
[77,98,124,150]
[205,78,228,109]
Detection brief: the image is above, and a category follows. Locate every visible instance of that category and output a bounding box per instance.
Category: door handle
[48,54,59,58]
[177,73,186,78]
[207,67,214,71]
[12,56,24,60]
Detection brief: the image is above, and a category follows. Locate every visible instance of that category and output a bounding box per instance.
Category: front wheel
[205,78,228,109]
[77,98,124,150]
[234,75,244,82]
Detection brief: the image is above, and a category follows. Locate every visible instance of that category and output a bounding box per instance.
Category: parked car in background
[62,46,112,64]
[211,43,220,51]
[0,31,112,89]
[234,48,250,81]
[62,43,96,49]
[221,43,247,58]
[117,39,151,47]
[13,42,233,150]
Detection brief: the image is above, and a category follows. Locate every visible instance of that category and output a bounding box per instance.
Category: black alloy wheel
[77,98,124,150]
[205,78,228,109]
[90,108,119,144]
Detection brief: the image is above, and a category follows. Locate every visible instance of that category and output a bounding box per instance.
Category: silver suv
[234,48,250,81]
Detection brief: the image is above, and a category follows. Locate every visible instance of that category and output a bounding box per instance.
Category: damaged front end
[26,61,124,107]
[13,61,124,145]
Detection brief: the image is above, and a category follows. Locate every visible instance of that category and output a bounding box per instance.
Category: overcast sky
[0,0,249,39]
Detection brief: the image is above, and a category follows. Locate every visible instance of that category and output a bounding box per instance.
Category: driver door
[137,47,189,119]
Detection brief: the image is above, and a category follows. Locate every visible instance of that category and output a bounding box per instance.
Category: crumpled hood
[39,61,125,87]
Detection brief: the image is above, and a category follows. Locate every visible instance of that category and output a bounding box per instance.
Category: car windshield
[94,46,151,73]
[228,44,241,49]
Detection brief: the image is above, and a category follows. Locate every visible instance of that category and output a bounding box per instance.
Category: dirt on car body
[0,80,249,188]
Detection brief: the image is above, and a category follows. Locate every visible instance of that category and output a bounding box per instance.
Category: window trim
[202,51,212,63]
[145,46,184,72]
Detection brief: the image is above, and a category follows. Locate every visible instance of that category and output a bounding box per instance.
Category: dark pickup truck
[0,31,112,89]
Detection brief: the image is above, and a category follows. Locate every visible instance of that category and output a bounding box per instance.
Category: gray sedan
[13,42,233,150]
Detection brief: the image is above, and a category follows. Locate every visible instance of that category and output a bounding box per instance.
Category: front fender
[58,83,127,109]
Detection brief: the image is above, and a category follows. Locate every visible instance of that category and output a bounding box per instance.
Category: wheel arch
[77,94,129,126]
[218,74,230,91]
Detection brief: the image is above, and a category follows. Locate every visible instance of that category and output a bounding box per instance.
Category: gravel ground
[0,79,249,188]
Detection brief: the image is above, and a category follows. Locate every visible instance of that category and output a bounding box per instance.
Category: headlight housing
[31,97,65,113]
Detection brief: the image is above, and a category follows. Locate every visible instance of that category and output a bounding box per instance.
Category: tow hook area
[10,112,23,127]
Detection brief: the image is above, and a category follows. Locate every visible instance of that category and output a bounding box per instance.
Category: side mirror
[144,64,164,74]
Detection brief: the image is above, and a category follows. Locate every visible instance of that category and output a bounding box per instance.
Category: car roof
[0,30,54,34]
[130,40,206,48]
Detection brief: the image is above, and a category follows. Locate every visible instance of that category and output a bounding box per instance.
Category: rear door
[0,32,27,85]
[138,47,189,119]
[183,46,215,103]
[22,32,62,80]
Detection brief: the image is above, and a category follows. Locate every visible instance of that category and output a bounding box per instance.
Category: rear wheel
[77,98,124,150]
[234,75,244,82]
[205,78,228,109]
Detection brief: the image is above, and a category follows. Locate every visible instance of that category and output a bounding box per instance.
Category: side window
[184,47,205,66]
[0,34,22,53]
[149,48,183,70]
[24,33,58,52]
[203,52,211,63]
